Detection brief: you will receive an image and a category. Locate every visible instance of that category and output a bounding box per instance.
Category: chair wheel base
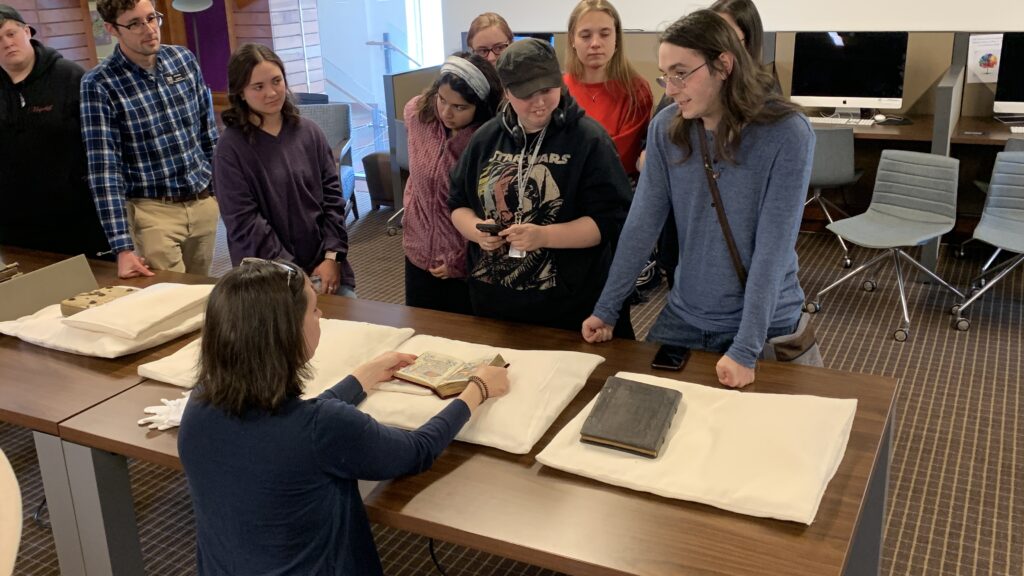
[893,328,909,342]
[841,257,852,268]
[386,226,400,237]
[950,304,960,315]
[803,301,821,314]
[862,280,877,292]
[952,317,971,331]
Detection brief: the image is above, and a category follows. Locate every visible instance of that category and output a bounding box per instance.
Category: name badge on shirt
[164,72,188,85]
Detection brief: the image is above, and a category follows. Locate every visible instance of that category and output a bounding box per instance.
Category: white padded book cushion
[358,334,604,454]
[536,372,857,524]
[62,283,213,339]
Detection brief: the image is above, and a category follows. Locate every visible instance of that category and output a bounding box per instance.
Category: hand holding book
[350,351,419,393]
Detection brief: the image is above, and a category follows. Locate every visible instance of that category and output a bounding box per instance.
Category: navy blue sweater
[178,375,471,575]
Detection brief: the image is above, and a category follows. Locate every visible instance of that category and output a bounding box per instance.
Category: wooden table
[0,247,211,576]
[58,296,898,576]
[951,116,1019,146]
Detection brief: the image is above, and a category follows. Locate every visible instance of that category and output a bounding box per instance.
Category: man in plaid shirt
[81,0,218,278]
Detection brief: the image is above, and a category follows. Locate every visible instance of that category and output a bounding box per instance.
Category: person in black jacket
[449,38,634,337]
[0,5,109,256]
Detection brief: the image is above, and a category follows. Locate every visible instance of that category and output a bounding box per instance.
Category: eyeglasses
[473,42,510,58]
[111,11,163,34]
[240,257,300,290]
[657,62,709,89]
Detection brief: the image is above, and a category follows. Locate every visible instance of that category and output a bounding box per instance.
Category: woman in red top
[402,53,502,314]
[563,0,653,179]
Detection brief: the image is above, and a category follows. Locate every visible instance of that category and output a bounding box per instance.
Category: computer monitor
[790,32,909,112]
[994,33,1024,116]
[513,32,555,47]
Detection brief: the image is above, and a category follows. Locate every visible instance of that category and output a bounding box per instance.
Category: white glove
[137,391,191,430]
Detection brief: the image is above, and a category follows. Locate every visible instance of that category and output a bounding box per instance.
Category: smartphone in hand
[476,222,503,235]
[651,344,691,371]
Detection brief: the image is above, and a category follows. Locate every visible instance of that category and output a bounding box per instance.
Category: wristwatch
[324,251,339,262]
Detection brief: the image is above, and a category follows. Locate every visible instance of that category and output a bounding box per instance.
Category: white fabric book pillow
[358,334,604,454]
[536,371,857,525]
[137,319,415,398]
[62,283,212,339]
[0,283,212,358]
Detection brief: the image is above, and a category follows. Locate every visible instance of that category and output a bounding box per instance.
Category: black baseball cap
[0,4,36,36]
[495,38,562,99]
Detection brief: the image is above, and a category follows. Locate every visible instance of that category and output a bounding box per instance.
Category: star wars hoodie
[448,90,633,332]
[0,40,109,255]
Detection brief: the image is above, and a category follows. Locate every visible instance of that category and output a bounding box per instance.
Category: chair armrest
[339,137,353,167]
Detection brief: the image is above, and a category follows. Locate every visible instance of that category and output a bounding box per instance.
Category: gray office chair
[804,150,964,341]
[951,151,1024,331]
[296,103,359,221]
[961,138,1024,268]
[806,127,863,268]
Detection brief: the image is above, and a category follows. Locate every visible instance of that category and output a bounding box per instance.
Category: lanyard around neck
[515,123,547,224]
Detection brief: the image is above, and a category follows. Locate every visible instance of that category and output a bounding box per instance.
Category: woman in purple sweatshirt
[402,53,502,314]
[215,44,355,296]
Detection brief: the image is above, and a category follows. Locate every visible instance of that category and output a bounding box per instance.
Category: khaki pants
[127,196,219,275]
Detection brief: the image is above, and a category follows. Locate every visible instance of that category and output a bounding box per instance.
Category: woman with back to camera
[582,10,814,388]
[215,43,355,296]
[466,12,514,65]
[403,53,502,314]
[563,0,652,180]
[449,38,634,337]
[178,258,509,575]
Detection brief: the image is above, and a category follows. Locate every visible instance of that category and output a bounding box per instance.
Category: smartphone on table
[651,344,691,371]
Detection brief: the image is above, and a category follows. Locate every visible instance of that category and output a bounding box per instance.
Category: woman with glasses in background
[403,53,502,314]
[582,10,813,389]
[179,258,510,575]
[466,12,514,65]
[215,44,355,296]
[563,0,652,180]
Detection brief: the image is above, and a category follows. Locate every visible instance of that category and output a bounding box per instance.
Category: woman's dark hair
[415,52,503,127]
[222,44,302,142]
[193,259,312,417]
[661,10,799,163]
[710,0,765,64]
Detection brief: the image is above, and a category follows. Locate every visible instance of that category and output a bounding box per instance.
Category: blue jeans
[647,305,798,356]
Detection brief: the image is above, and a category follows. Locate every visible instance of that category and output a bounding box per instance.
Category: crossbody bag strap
[696,121,748,288]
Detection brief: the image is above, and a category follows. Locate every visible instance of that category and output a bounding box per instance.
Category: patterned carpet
[4,191,1022,575]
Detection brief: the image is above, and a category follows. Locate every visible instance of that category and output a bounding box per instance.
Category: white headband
[440,56,490,101]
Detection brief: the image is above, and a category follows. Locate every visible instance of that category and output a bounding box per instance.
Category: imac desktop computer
[790,32,910,117]
[993,32,1024,123]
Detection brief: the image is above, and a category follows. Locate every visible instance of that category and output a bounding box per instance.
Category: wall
[232,0,323,92]
[442,0,1024,54]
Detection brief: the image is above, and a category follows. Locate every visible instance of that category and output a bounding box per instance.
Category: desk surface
[59,296,898,576]
[848,114,934,142]
[0,248,208,434]
[951,116,1020,146]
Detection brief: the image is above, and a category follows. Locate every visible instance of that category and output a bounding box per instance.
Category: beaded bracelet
[467,375,489,401]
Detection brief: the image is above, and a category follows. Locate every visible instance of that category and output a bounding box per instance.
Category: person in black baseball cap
[0,4,35,36]
[0,3,111,256]
[449,36,635,339]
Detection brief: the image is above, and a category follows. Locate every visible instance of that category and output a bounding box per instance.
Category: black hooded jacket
[448,90,633,331]
[0,40,109,255]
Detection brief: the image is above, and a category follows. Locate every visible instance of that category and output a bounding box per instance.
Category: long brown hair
[565,0,643,117]
[710,0,765,64]
[194,259,312,417]
[466,12,513,49]
[662,10,798,163]
[415,52,503,127]
[222,44,302,142]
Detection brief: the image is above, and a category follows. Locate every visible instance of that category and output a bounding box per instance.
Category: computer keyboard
[809,117,875,126]
[1011,126,1024,134]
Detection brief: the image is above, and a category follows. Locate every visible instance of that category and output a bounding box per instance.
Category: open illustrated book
[392,351,507,399]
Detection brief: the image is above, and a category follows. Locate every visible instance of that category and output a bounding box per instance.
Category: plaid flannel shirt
[80,44,218,253]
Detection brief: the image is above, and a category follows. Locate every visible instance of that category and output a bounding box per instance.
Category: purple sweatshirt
[214,116,355,286]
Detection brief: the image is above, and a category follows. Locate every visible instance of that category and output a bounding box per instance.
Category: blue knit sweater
[179,375,470,575]
[593,106,814,367]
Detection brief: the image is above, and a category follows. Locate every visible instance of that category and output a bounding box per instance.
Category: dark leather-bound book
[580,376,682,458]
